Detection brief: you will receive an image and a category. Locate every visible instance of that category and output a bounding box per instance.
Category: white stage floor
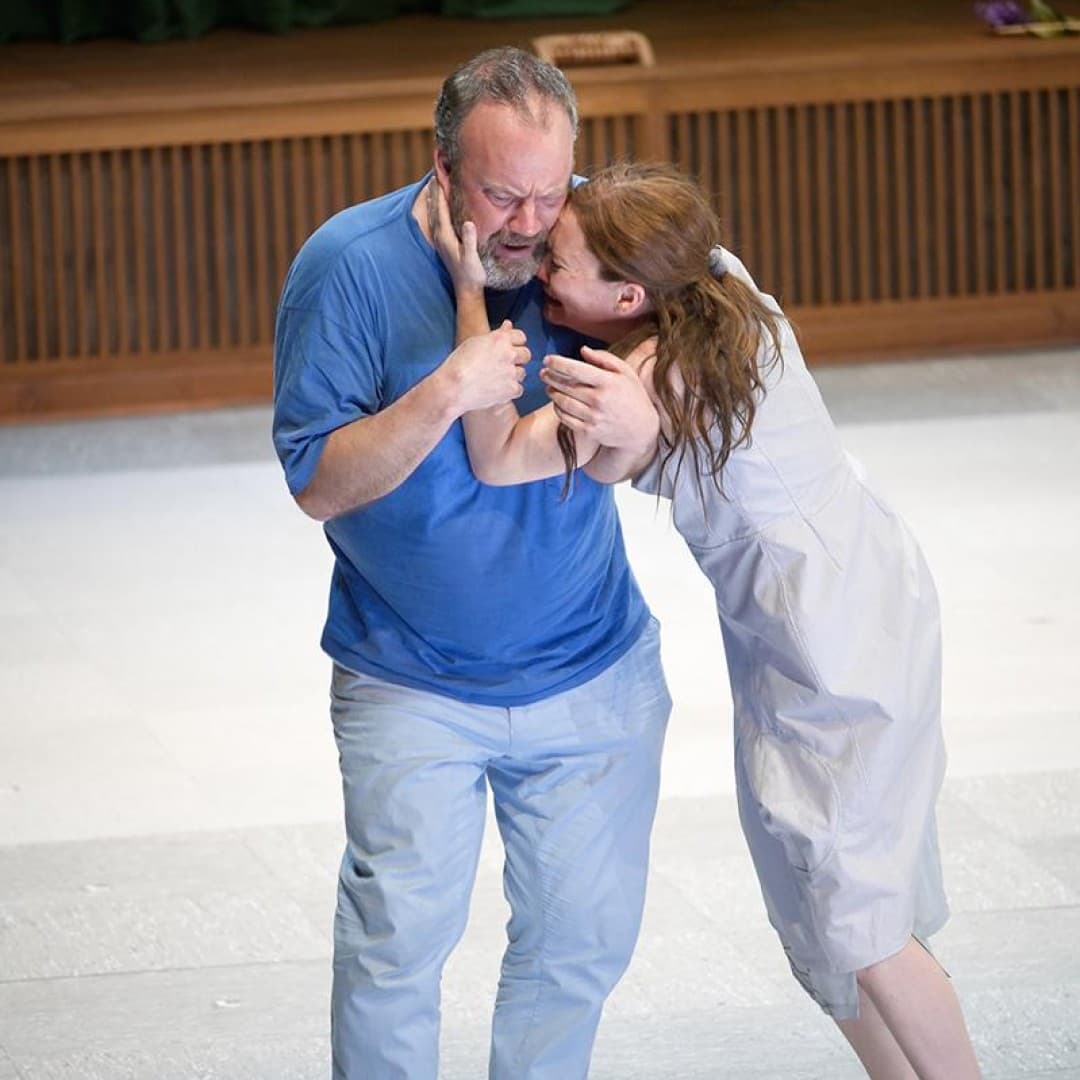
[1,346,1078,1078]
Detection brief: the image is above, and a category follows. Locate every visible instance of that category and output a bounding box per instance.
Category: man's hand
[439,319,530,415]
[541,345,659,457]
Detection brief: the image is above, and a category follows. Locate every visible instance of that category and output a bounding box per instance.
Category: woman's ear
[615,282,650,317]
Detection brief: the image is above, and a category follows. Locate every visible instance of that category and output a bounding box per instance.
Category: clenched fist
[441,319,531,416]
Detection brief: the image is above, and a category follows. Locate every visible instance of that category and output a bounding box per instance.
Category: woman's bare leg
[842,937,980,1079]
[836,986,919,1080]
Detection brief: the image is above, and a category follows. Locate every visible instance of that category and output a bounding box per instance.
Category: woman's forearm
[464,403,598,485]
[583,442,655,485]
[455,287,490,343]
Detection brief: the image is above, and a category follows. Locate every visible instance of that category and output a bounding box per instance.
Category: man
[273,47,669,1079]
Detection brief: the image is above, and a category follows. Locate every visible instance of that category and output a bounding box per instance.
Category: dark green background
[1,0,628,43]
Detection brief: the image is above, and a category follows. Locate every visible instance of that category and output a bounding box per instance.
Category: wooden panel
[793,290,1080,361]
[1,33,1078,419]
[658,80,1079,315]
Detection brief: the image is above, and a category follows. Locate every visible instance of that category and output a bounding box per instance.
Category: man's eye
[489,193,514,207]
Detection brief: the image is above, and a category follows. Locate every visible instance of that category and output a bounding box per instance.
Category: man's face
[439,97,574,290]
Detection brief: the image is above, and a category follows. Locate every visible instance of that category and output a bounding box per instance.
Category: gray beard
[449,183,544,291]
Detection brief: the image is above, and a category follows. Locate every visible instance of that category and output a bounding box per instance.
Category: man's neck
[411,178,436,247]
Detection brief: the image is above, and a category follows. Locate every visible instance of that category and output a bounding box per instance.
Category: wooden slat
[270,139,290,310]
[972,94,987,296]
[794,105,813,303]
[1029,89,1045,292]
[170,145,191,351]
[329,133,346,215]
[815,103,833,304]
[92,152,110,356]
[875,99,892,300]
[893,100,911,299]
[855,101,873,302]
[835,102,853,303]
[755,105,776,294]
[776,104,795,304]
[674,111,692,174]
[28,156,47,360]
[952,96,969,296]
[932,96,949,297]
[389,130,407,191]
[211,141,229,348]
[579,118,594,172]
[6,157,27,363]
[1046,89,1062,290]
[1010,90,1024,292]
[49,155,69,359]
[990,92,1006,293]
[1070,88,1080,289]
[289,137,307,265]
[125,150,144,352]
[348,132,364,202]
[251,141,271,344]
[150,146,169,352]
[694,111,711,199]
[613,114,631,162]
[714,110,732,248]
[190,144,211,349]
[736,108,754,277]
[230,141,253,346]
[71,153,88,357]
[108,150,127,355]
[310,134,328,236]
[912,97,929,298]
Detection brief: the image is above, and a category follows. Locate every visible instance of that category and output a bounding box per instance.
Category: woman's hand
[427,179,486,295]
[541,345,660,458]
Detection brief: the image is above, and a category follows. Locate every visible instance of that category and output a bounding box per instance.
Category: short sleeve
[272,260,384,497]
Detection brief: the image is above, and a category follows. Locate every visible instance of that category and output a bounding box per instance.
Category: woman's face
[538,207,631,342]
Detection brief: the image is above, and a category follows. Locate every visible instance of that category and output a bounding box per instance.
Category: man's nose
[510,198,541,237]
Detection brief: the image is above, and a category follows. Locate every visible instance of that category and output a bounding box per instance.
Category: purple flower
[974,0,1029,26]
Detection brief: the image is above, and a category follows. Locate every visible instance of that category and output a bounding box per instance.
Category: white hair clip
[708,245,729,279]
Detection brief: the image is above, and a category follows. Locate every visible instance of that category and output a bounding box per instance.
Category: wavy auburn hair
[560,161,782,491]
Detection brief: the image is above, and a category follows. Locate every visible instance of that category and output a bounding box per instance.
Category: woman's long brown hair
[559,161,782,494]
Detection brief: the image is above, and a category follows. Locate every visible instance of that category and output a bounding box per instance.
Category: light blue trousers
[328,618,670,1080]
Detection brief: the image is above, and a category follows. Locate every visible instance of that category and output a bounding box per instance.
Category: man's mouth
[499,242,536,258]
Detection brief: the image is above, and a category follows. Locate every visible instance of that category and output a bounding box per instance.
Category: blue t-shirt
[273,176,649,705]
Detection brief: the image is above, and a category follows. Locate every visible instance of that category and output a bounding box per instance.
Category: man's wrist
[426,359,472,424]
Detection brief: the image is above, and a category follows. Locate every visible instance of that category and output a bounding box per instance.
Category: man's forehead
[459,98,573,154]
[486,177,569,198]
[462,150,572,198]
[464,94,562,132]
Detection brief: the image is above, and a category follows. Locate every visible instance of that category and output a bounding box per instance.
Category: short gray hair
[433,47,579,173]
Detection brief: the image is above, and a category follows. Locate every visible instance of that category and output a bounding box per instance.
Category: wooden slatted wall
[666,90,1080,308]
[1,130,435,391]
[1,52,1078,419]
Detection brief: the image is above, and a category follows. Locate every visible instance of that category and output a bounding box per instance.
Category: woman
[431,161,980,1080]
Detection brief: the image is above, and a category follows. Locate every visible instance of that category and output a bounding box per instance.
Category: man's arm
[296,324,529,521]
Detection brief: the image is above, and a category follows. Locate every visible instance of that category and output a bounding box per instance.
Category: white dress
[633,254,950,1018]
